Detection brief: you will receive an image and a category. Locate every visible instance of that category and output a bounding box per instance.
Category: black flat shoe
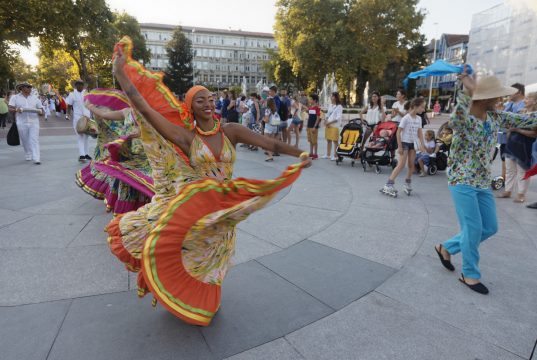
[435,244,455,271]
[527,202,537,209]
[459,274,489,294]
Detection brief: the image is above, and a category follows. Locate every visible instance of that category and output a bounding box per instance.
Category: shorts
[265,123,279,135]
[325,127,339,142]
[402,142,415,151]
[279,121,288,131]
[291,116,302,126]
[307,127,318,145]
[415,153,431,165]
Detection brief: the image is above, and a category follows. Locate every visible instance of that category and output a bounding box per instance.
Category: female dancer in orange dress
[107,37,311,326]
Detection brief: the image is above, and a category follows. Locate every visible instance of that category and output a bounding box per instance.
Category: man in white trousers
[66,79,91,162]
[8,82,43,165]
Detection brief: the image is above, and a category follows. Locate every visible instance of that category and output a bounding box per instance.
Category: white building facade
[466,2,537,87]
[140,23,276,90]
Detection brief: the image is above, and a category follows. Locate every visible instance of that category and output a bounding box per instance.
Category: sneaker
[25,156,32,161]
[403,182,412,195]
[321,155,330,159]
[79,156,86,162]
[330,156,337,161]
[419,171,426,177]
[84,154,92,160]
[381,184,397,197]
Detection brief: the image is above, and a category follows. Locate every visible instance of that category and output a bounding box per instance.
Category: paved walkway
[1,118,536,360]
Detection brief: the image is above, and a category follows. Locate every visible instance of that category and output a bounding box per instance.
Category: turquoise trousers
[443,185,498,279]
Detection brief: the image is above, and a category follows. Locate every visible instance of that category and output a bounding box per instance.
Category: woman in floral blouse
[434,66,537,294]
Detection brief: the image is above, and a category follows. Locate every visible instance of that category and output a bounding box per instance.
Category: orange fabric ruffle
[114,36,192,164]
[106,214,142,272]
[141,162,305,326]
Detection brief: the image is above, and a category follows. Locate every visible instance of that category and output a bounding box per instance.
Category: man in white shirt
[66,79,91,162]
[8,82,44,164]
[391,89,408,123]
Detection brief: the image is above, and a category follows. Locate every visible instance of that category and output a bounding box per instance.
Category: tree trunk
[355,68,369,106]
[78,47,89,83]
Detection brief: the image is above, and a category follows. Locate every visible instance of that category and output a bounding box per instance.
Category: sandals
[459,274,489,294]
[265,157,274,162]
[513,196,525,203]
[434,244,455,271]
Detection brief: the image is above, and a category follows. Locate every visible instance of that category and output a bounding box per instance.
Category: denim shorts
[415,153,431,165]
[402,142,415,150]
[265,123,279,135]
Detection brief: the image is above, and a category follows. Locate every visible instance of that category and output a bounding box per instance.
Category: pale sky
[18,0,504,66]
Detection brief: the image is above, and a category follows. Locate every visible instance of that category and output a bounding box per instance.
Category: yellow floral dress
[107,36,305,326]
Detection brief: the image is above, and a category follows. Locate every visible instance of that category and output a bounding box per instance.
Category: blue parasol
[403,60,473,88]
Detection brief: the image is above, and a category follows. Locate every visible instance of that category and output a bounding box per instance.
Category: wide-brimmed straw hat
[473,76,517,101]
[16,82,33,91]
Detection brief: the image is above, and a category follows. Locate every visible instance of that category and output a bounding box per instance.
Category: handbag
[7,121,20,146]
[269,113,281,127]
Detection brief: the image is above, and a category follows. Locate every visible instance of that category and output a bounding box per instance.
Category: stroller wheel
[428,165,438,175]
[351,161,355,167]
[492,176,504,190]
[375,165,381,174]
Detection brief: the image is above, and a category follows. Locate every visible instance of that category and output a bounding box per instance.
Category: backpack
[278,98,289,122]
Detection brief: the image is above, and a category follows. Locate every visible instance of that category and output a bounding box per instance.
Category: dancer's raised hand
[112,45,126,76]
[459,64,476,96]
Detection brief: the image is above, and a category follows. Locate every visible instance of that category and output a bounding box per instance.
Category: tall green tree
[164,27,193,95]
[0,0,72,89]
[113,12,151,64]
[275,0,351,90]
[347,0,424,101]
[11,55,38,84]
[37,49,79,93]
[38,0,116,86]
[264,49,305,90]
[274,0,424,103]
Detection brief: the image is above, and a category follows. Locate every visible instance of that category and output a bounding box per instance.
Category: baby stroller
[335,119,363,166]
[361,121,398,174]
[426,140,450,175]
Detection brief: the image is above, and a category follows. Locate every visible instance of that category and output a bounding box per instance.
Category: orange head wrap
[185,85,210,112]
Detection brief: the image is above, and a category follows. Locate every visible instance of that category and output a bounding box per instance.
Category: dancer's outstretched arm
[224,123,312,167]
[85,103,124,120]
[113,47,192,154]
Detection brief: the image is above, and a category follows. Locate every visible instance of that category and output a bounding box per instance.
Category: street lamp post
[427,23,439,110]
